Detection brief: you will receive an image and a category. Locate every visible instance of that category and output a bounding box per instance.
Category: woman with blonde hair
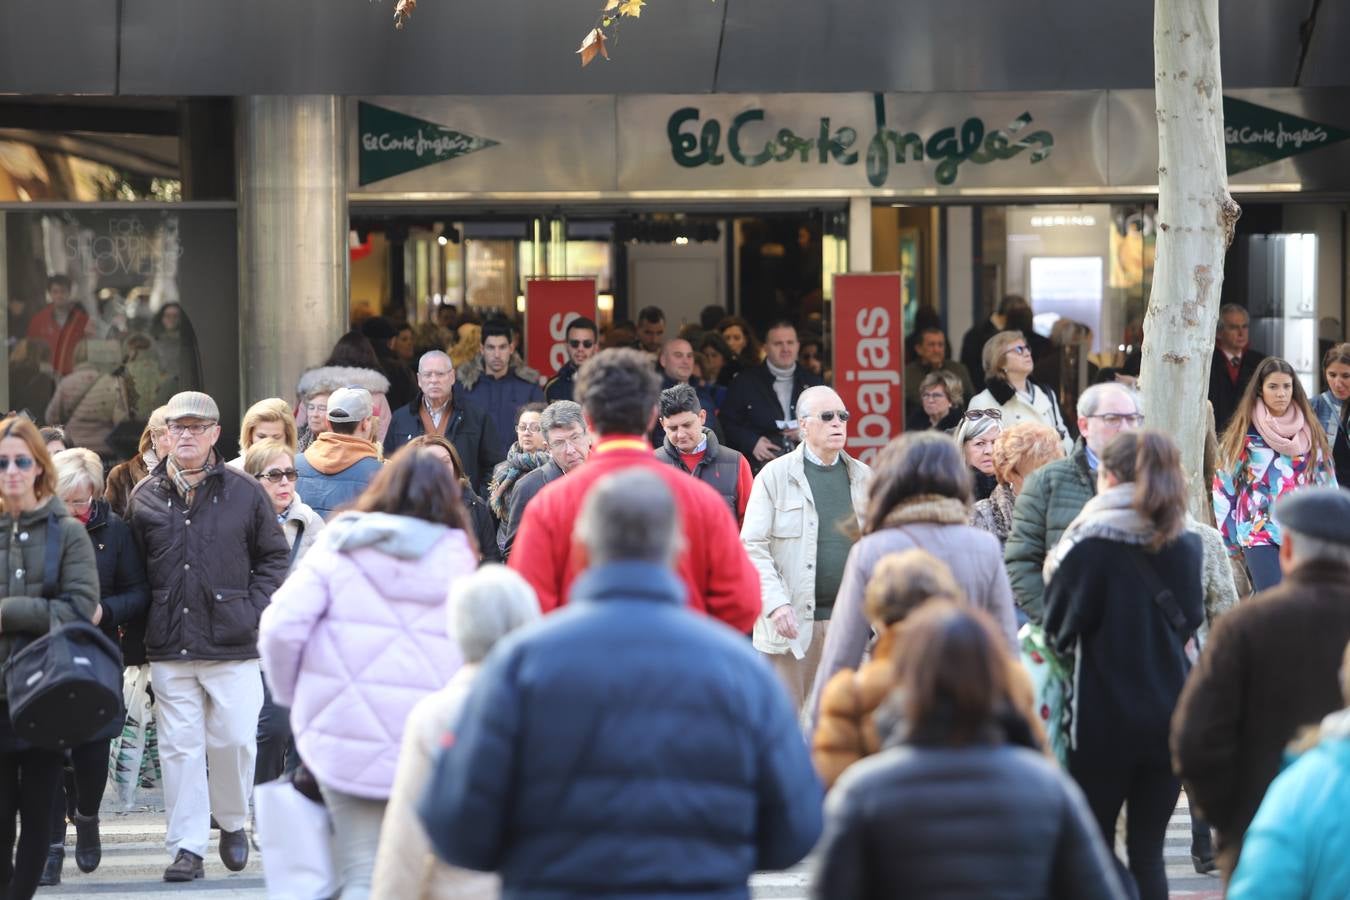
[967,330,1072,454]
[0,416,99,900]
[1214,356,1335,590]
[104,406,170,518]
[44,448,148,884]
[228,398,298,469]
[971,422,1066,547]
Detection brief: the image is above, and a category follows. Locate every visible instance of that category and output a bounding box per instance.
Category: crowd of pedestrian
[4,290,1350,900]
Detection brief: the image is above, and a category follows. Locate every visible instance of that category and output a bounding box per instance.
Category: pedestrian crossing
[41,791,1221,898]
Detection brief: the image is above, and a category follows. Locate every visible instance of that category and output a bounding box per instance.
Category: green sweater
[803,457,854,620]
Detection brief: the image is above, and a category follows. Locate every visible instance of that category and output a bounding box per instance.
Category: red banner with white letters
[525,278,598,377]
[832,273,904,467]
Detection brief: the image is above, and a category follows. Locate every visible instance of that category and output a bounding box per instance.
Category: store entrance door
[625,238,726,330]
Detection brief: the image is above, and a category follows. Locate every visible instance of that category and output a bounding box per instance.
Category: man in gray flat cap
[1172,486,1350,882]
[126,391,290,882]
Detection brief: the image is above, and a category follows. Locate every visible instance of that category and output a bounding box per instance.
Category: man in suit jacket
[720,321,824,473]
[1208,304,1267,436]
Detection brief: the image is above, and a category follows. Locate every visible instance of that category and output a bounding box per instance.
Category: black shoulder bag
[3,513,124,749]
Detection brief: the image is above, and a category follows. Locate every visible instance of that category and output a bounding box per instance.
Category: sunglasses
[964,408,1003,421]
[568,339,595,349]
[0,456,36,472]
[256,468,298,484]
[808,410,850,423]
[1005,344,1031,356]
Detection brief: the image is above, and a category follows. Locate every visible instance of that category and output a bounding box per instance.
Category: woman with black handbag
[1043,430,1205,900]
[0,415,99,900]
[37,448,149,885]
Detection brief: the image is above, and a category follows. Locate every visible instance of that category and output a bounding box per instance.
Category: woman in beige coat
[370,565,540,900]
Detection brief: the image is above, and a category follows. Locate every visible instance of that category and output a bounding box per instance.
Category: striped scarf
[167,452,214,506]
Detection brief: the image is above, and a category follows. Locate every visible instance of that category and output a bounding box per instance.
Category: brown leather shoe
[219,828,249,872]
[163,849,204,882]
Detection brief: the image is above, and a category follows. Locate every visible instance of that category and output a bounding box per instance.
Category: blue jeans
[1245,545,1283,592]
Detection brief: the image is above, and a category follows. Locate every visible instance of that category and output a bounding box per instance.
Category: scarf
[488,443,552,520]
[766,360,796,420]
[1252,399,1312,457]
[1043,483,1156,583]
[880,494,970,530]
[167,451,215,506]
[976,482,1017,543]
[141,449,159,471]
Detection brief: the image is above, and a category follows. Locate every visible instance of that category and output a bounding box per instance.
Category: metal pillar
[847,197,872,272]
[236,96,348,405]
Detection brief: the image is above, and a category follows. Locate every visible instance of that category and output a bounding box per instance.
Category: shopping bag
[108,664,155,811]
[1019,622,1073,768]
[254,777,338,900]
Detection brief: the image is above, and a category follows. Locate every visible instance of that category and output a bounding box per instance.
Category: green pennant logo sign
[358,102,499,185]
[1224,97,1350,175]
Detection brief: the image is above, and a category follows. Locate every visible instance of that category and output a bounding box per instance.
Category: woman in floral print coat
[1214,356,1335,592]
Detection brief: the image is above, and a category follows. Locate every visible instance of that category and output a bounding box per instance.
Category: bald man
[740,386,873,711]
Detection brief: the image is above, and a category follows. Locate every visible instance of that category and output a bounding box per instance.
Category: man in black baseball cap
[1173,486,1350,880]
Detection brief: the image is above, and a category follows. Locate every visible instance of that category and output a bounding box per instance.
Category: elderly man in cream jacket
[741,386,871,713]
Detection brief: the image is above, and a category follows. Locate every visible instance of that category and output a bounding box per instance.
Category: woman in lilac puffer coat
[259,446,478,900]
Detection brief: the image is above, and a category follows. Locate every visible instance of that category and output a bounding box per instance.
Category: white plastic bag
[254,779,338,900]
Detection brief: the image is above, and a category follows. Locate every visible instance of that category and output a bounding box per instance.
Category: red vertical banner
[525,278,598,377]
[832,273,905,467]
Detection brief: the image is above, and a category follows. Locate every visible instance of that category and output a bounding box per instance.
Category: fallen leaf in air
[393,0,416,29]
[577,27,610,66]
[618,0,645,16]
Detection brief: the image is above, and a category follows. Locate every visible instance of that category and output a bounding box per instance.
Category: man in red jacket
[510,348,760,633]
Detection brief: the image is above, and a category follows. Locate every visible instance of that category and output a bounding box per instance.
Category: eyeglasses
[964,409,1003,421]
[921,391,949,402]
[167,423,216,436]
[1005,344,1031,356]
[805,410,850,423]
[0,456,36,472]
[516,423,543,434]
[64,496,94,510]
[1086,413,1145,428]
[568,339,595,349]
[548,435,587,453]
[256,468,298,484]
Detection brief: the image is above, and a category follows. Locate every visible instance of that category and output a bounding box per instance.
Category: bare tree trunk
[1141,0,1242,517]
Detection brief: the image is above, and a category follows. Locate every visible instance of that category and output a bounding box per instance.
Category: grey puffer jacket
[0,497,100,701]
[127,457,290,662]
[814,742,1127,900]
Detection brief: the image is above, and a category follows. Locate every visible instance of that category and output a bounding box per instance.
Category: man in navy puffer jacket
[420,469,822,898]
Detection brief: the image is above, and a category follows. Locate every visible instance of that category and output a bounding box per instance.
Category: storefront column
[236,95,348,404]
[848,197,872,272]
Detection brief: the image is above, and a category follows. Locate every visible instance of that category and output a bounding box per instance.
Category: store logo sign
[1224,97,1350,175]
[667,93,1054,188]
[358,102,499,186]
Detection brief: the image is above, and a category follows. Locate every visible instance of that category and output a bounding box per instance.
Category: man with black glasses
[545,317,598,403]
[126,391,289,883]
[1004,382,1144,623]
[741,385,872,711]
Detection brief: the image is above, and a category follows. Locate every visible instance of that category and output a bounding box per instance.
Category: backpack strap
[1124,544,1188,633]
[41,511,62,600]
[288,520,306,568]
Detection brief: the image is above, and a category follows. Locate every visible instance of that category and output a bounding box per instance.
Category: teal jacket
[1228,730,1350,900]
[1003,440,1095,623]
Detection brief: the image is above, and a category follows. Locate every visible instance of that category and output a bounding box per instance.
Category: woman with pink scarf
[1214,357,1335,591]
